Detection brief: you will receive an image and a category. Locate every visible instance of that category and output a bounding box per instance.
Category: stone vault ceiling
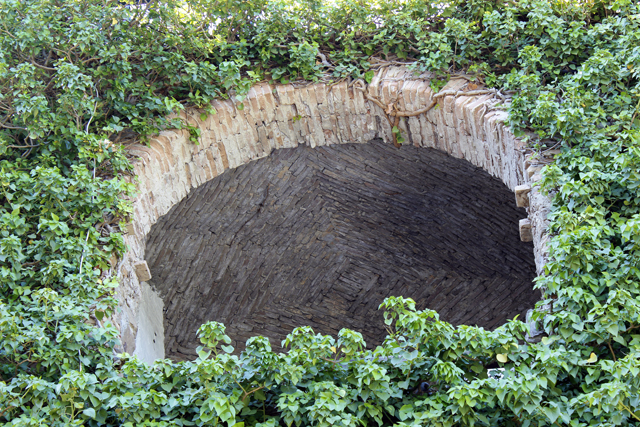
[145,141,538,360]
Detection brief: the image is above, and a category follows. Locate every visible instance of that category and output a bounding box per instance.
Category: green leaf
[399,404,413,421]
[471,364,484,374]
[542,405,561,423]
[364,70,374,84]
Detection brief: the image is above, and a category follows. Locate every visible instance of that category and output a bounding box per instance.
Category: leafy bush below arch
[1,0,640,425]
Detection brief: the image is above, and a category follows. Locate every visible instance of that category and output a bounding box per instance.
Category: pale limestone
[519,218,533,242]
[134,261,152,282]
[515,184,532,208]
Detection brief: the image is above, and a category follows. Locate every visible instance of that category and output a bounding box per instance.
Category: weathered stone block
[519,218,533,242]
[134,260,152,282]
[515,184,531,207]
[124,222,136,235]
[527,164,544,179]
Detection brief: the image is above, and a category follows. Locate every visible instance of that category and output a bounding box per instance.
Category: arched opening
[144,141,537,360]
[115,67,551,363]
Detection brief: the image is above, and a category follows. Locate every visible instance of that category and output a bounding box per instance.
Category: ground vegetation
[1,0,639,425]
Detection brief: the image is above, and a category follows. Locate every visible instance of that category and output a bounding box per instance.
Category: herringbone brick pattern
[146,141,537,360]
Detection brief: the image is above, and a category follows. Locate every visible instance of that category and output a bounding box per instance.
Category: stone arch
[114,67,552,363]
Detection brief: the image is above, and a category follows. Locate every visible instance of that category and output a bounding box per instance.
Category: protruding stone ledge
[515,184,531,207]
[519,218,533,242]
[134,261,152,282]
[526,164,544,179]
[123,223,136,235]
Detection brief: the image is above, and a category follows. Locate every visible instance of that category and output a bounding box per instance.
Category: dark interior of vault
[145,140,538,361]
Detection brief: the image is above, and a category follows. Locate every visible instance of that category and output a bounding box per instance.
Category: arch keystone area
[114,67,553,363]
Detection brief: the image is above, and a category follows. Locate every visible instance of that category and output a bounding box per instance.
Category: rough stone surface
[112,67,553,360]
[133,282,165,363]
[515,184,531,208]
[146,141,538,360]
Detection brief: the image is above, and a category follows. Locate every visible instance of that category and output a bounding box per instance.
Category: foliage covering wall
[1,0,640,425]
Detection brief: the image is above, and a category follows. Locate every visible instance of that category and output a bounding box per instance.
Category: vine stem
[354,82,438,147]
[78,159,96,275]
[619,402,640,421]
[607,340,617,362]
[433,88,497,99]
[354,80,500,147]
[84,86,99,134]
[233,379,266,401]
[630,97,640,126]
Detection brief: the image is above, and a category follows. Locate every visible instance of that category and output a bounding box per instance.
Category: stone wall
[114,66,553,363]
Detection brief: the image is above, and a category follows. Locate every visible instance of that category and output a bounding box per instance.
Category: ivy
[1,0,640,425]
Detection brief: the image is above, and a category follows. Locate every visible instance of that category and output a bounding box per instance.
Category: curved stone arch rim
[115,66,552,363]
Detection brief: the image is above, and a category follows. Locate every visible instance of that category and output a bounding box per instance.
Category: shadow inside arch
[144,140,538,361]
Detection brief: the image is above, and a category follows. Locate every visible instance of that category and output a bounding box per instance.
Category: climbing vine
[1,0,640,425]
